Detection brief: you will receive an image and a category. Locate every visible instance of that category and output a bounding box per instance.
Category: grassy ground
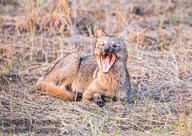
[0,0,192,135]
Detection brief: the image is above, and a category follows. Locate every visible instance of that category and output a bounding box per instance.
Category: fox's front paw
[82,96,91,102]
[95,100,105,107]
[75,92,82,102]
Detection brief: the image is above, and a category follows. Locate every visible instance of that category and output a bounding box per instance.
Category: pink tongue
[102,55,111,73]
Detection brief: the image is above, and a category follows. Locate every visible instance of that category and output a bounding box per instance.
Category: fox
[36,26,131,106]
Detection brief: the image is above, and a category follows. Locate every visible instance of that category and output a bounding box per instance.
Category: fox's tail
[36,78,75,101]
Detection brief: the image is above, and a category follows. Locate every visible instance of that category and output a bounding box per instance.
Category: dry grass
[0,0,192,135]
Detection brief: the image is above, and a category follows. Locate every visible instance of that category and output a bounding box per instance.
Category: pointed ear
[94,26,105,38]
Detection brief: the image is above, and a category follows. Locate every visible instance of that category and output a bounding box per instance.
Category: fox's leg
[93,93,105,107]
[82,88,105,107]
[36,54,80,101]
[82,80,100,102]
[82,79,106,103]
[36,80,75,101]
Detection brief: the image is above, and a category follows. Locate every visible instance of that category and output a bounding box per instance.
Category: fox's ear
[94,26,105,38]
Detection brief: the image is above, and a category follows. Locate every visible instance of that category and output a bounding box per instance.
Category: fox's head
[93,26,128,73]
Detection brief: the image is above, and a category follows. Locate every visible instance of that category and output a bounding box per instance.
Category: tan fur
[36,26,131,103]
[36,78,75,101]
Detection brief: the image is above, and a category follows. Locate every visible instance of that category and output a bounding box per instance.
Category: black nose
[104,44,110,52]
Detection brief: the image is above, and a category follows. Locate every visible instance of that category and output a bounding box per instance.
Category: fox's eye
[113,44,119,47]
[111,41,118,47]
[99,43,105,46]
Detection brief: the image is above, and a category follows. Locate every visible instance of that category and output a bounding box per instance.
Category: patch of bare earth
[0,0,191,135]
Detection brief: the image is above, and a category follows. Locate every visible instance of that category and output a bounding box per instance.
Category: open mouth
[100,52,117,73]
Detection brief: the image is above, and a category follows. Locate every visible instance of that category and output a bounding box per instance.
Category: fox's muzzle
[104,43,115,53]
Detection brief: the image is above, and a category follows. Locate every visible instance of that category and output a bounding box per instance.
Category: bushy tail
[36,78,75,101]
